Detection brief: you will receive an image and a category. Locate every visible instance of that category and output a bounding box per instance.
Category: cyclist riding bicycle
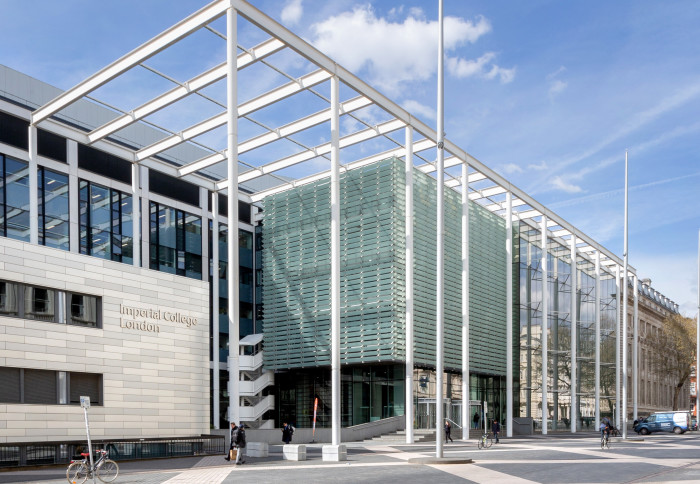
[600,417,611,441]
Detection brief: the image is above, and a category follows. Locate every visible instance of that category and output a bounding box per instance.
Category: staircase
[238,334,275,429]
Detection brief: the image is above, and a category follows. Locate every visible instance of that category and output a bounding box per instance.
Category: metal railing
[0,435,225,468]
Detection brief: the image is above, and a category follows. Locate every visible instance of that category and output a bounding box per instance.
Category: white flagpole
[622,150,629,439]
[696,229,699,425]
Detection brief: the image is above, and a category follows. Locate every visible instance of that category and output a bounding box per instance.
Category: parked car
[634,411,690,435]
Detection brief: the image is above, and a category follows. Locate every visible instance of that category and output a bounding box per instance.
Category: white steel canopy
[30,0,633,274]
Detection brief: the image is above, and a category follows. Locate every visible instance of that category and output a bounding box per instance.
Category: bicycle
[610,426,621,437]
[477,432,493,449]
[66,449,119,484]
[600,432,611,450]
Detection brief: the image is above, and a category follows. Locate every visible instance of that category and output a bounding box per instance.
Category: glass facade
[0,155,30,241]
[79,180,133,264]
[149,202,202,279]
[518,223,617,431]
[38,167,69,250]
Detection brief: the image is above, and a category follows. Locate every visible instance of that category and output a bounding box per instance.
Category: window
[0,155,30,241]
[1,279,101,327]
[38,167,69,250]
[79,180,133,264]
[0,366,102,405]
[0,281,20,315]
[149,202,202,279]
[24,286,56,322]
[67,293,100,327]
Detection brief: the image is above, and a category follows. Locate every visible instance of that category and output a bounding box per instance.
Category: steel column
[594,253,601,431]
[615,265,621,429]
[212,192,220,429]
[405,126,414,444]
[541,215,548,435]
[462,161,470,439]
[622,151,629,439]
[506,191,513,437]
[330,75,341,446]
[226,7,241,427]
[435,0,445,458]
[633,273,638,421]
[570,234,578,432]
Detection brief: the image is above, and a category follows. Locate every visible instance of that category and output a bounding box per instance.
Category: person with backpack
[235,424,247,465]
[282,422,294,444]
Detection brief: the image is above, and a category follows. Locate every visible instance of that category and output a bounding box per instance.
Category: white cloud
[309,5,509,94]
[499,163,523,174]
[447,53,515,84]
[546,66,567,80]
[551,176,583,193]
[402,99,436,121]
[549,79,567,97]
[528,161,548,170]
[281,0,303,26]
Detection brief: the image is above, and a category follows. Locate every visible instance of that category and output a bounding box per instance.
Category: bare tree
[651,314,696,410]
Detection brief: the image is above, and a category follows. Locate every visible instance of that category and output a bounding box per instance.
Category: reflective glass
[4,157,30,241]
[40,169,69,250]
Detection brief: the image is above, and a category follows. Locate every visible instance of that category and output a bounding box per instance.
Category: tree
[652,314,697,410]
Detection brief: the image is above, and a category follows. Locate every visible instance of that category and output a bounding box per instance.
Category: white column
[633,273,638,421]
[594,253,601,431]
[140,165,150,266]
[461,162,470,440]
[435,0,445,457]
[696,229,699,427]
[541,215,548,435]
[28,125,39,245]
[622,151,629,438]
[67,140,79,253]
[200,187,209,283]
[506,191,513,437]
[570,234,578,432]
[330,75,341,446]
[405,126,415,444]
[615,265,621,429]
[226,7,240,427]
[131,162,141,267]
[212,192,220,429]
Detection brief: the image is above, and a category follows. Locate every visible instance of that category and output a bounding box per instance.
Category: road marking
[161,467,234,483]
[430,463,539,483]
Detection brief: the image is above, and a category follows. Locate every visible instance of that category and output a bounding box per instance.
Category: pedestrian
[492,419,500,443]
[473,411,480,429]
[445,420,453,443]
[235,424,247,465]
[225,422,238,462]
[282,422,294,444]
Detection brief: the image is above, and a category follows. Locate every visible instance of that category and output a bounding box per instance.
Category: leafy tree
[652,314,696,410]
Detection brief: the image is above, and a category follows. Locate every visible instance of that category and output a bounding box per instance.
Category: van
[634,411,690,435]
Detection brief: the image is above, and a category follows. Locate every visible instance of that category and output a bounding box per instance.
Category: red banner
[312,397,318,437]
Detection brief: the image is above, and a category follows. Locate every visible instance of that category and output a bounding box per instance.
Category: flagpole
[622,150,629,439]
[696,229,699,425]
[435,0,445,459]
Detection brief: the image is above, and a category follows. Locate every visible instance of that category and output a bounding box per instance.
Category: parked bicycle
[477,431,493,449]
[66,449,119,484]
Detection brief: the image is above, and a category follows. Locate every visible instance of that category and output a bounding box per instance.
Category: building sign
[119,304,198,333]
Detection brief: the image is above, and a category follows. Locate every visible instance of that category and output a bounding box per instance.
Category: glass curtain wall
[79,180,133,263]
[0,155,30,241]
[518,221,617,431]
[38,167,69,250]
[149,202,202,279]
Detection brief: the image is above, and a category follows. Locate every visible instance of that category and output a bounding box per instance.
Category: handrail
[445,417,462,429]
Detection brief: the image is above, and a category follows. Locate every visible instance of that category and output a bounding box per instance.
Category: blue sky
[1,0,699,314]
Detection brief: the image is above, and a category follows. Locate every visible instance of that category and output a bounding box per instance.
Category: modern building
[0,0,686,448]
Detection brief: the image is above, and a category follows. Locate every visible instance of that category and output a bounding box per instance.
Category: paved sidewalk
[3,433,700,484]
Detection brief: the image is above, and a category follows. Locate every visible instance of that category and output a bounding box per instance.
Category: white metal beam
[137,69,332,161]
[220,118,405,188]
[178,95,371,176]
[248,138,435,202]
[32,0,230,125]
[87,37,285,143]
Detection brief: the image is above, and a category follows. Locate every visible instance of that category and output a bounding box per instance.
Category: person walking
[473,411,480,429]
[282,422,294,444]
[235,424,247,465]
[491,419,501,443]
[444,420,453,443]
[225,422,238,462]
